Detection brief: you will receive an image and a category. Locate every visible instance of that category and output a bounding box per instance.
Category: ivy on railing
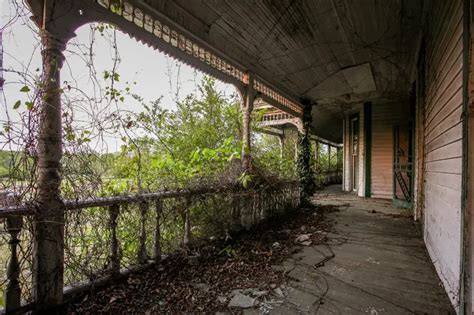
[0,182,300,313]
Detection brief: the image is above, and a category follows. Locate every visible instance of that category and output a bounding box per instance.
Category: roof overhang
[27,0,424,143]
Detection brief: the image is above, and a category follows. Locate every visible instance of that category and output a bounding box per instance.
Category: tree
[111,77,243,191]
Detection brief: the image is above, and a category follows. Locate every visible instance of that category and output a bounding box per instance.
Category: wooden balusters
[154,198,162,262]
[0,183,303,313]
[183,198,191,247]
[138,201,149,264]
[4,215,22,312]
[108,204,120,275]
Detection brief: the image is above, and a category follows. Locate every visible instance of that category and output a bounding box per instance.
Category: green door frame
[363,102,372,198]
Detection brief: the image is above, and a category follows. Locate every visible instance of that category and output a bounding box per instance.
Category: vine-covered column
[241,72,256,171]
[33,29,68,312]
[297,99,315,206]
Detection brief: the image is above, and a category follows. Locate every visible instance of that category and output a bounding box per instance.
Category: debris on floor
[67,205,335,314]
[294,233,312,246]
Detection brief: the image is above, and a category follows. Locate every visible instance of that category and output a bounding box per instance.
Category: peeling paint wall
[370,101,410,199]
[343,101,411,200]
[423,0,463,308]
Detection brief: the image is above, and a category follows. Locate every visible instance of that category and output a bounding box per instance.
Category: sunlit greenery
[0,77,339,197]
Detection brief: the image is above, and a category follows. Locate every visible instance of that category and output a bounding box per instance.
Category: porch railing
[0,181,300,313]
[322,170,342,185]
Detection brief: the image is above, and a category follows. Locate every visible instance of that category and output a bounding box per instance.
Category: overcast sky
[0,0,236,152]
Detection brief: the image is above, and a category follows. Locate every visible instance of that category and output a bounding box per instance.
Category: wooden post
[108,204,120,275]
[4,216,22,312]
[138,201,149,264]
[154,198,162,262]
[33,29,67,311]
[241,72,255,171]
[297,99,314,205]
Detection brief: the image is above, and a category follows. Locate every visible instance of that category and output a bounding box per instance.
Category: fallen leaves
[67,205,332,314]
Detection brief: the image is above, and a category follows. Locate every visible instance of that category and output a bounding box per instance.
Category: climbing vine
[297,102,315,206]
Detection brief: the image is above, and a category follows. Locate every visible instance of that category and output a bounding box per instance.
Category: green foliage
[1,76,301,197]
[112,77,243,190]
[252,131,298,180]
[0,150,33,181]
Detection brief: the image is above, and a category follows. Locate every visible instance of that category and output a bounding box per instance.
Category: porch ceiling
[141,0,423,143]
[28,0,424,143]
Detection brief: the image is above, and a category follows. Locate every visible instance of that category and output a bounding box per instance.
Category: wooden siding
[370,101,410,199]
[423,0,463,307]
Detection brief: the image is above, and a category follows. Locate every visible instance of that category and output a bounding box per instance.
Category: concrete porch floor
[252,185,454,314]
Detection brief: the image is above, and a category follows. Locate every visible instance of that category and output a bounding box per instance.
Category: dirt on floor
[67,205,338,314]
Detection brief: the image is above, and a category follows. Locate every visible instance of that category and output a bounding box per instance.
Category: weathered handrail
[0,181,301,313]
[0,187,211,217]
[0,182,298,218]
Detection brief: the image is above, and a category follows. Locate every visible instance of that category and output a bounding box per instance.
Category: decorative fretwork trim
[254,79,302,115]
[96,0,303,115]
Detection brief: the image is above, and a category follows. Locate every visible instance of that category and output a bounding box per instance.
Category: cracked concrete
[245,185,454,314]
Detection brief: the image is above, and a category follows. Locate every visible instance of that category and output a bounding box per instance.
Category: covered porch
[65,186,453,313]
[1,0,473,313]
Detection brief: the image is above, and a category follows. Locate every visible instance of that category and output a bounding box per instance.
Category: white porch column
[33,29,67,312]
